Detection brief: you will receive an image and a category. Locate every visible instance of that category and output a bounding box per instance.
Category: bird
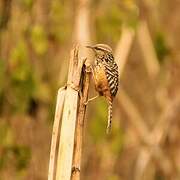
[86,44,119,133]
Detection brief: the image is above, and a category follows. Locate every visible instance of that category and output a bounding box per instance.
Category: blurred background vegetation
[0,0,180,179]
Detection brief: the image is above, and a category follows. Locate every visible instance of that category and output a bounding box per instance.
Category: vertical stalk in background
[71,0,91,179]
[115,26,135,75]
[74,0,91,57]
[137,20,160,78]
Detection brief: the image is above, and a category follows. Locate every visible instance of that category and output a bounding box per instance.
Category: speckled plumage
[86,44,119,133]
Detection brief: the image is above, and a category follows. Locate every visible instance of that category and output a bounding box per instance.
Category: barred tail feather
[106,100,113,134]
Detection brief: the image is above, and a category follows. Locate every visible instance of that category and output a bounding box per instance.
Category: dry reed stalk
[55,45,86,180]
[71,63,91,180]
[48,87,66,180]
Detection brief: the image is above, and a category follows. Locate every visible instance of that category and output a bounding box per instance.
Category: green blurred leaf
[0,121,14,170]
[0,144,31,171]
[0,59,5,94]
[96,2,138,44]
[18,0,33,9]
[96,5,122,44]
[31,25,48,55]
[0,149,9,170]
[9,40,37,113]
[109,128,124,154]
[49,0,71,42]
[154,32,170,62]
[0,121,14,147]
[10,41,26,69]
[12,145,31,170]
[107,174,120,180]
[34,81,51,103]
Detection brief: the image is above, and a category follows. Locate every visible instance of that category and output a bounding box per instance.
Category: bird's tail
[106,99,113,134]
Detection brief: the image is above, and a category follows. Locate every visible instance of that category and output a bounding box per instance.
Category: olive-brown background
[0,0,180,179]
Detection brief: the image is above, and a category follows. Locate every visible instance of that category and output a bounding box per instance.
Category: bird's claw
[72,166,80,173]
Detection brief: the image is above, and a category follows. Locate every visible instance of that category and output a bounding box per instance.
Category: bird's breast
[93,63,112,100]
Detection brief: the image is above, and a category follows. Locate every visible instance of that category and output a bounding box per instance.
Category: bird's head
[86,44,112,58]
